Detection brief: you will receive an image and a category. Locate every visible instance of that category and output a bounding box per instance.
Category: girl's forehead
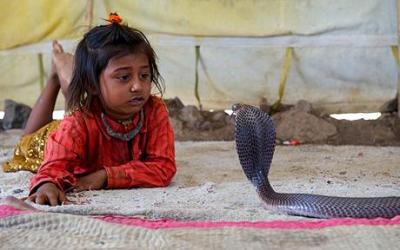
[106,53,149,70]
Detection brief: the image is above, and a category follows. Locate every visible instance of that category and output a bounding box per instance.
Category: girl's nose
[130,78,142,92]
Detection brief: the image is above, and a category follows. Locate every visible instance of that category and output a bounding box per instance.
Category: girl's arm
[29,114,88,193]
[103,103,176,189]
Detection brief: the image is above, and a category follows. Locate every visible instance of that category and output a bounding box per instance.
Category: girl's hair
[66,23,164,112]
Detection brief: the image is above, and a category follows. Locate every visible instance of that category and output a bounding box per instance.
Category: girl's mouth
[128,97,144,106]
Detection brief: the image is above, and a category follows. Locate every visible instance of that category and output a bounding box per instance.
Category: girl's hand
[75,169,107,191]
[1,196,37,211]
[28,182,67,206]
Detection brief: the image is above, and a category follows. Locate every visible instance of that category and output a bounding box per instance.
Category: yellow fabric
[0,53,66,111]
[1,0,396,50]
[2,120,60,173]
[0,0,284,50]
[0,0,86,50]
[102,0,283,37]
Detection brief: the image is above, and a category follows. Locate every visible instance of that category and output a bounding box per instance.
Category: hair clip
[107,12,122,24]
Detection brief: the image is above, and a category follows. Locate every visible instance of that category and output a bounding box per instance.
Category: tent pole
[85,0,94,30]
[397,0,400,117]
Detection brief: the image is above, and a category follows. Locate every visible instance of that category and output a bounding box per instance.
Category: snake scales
[232,104,400,219]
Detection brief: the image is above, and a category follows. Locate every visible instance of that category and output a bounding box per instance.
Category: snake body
[232,104,400,219]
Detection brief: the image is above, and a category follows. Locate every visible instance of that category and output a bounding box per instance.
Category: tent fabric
[0,0,398,112]
[1,0,396,48]
[0,0,86,50]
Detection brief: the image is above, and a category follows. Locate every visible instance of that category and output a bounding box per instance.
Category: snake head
[232,103,251,114]
[231,103,244,121]
[232,103,244,112]
[231,103,254,120]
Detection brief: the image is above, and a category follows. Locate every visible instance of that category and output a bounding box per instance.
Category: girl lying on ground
[2,13,176,206]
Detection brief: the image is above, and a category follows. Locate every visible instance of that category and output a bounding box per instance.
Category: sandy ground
[0,129,399,221]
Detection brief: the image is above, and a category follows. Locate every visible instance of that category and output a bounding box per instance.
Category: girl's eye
[118,74,131,82]
[139,73,150,81]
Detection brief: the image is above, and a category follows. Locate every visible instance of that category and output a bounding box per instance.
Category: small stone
[209,111,228,123]
[2,99,32,130]
[178,105,203,129]
[12,188,24,194]
[327,180,332,184]
[202,111,229,130]
[95,240,105,245]
[339,171,347,175]
[164,97,185,117]
[199,121,212,130]
[272,110,337,143]
[294,100,313,113]
[169,117,183,131]
[259,97,271,114]
[379,94,398,113]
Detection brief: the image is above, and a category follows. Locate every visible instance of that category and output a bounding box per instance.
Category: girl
[4,13,176,206]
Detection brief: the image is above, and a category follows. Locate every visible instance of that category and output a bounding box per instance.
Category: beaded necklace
[100,109,144,141]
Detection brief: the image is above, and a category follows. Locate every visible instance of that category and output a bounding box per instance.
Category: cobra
[232,104,400,219]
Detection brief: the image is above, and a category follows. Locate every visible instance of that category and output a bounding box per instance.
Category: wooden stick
[397,0,400,116]
[85,0,94,30]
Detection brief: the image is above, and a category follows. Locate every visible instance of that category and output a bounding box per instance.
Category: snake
[232,104,400,219]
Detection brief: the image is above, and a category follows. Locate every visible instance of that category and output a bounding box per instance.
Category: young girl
[4,13,176,206]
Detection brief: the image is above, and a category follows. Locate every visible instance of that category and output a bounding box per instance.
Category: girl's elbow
[160,164,176,187]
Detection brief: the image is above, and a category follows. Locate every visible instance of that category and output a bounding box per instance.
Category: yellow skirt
[2,120,61,173]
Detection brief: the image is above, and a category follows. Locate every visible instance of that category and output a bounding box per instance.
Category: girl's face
[99,53,151,120]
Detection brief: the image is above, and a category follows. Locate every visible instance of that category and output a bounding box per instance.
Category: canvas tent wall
[0,0,398,113]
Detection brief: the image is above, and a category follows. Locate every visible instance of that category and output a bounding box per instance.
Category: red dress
[30,96,176,192]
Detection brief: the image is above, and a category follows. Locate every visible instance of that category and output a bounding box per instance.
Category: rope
[271,47,293,112]
[85,0,94,30]
[194,45,203,110]
[391,46,400,65]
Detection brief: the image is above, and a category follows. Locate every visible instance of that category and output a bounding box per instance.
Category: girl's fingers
[35,194,47,205]
[62,199,73,205]
[47,193,59,206]
[0,196,36,211]
[59,191,65,202]
[74,185,84,192]
[27,195,36,202]
[59,191,67,204]
[59,191,74,205]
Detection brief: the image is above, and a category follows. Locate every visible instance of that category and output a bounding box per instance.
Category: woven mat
[1,205,400,249]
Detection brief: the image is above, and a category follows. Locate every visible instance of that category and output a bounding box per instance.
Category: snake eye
[231,104,241,120]
[232,103,242,112]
